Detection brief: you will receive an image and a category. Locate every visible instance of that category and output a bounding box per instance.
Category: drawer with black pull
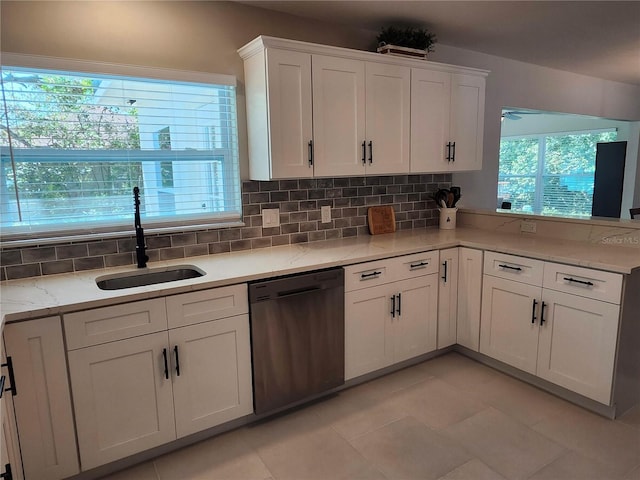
[543,262,622,304]
[344,260,393,292]
[390,251,440,280]
[483,251,544,286]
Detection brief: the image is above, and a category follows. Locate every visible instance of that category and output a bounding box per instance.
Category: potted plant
[377,26,437,59]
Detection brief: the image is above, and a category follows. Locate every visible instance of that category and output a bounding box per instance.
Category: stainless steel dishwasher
[249,268,344,415]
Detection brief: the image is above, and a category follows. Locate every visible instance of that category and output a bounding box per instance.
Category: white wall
[428,44,640,210]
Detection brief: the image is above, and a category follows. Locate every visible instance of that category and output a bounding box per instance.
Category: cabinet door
[537,290,620,404]
[365,62,411,175]
[394,276,438,362]
[266,48,313,179]
[410,68,451,172]
[170,315,253,438]
[1,352,23,480]
[456,248,483,351]
[3,318,79,480]
[449,73,485,171]
[68,332,176,470]
[312,55,366,177]
[345,284,394,379]
[480,276,541,374]
[438,248,459,349]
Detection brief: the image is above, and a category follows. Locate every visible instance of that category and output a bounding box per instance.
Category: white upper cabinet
[411,70,485,172]
[312,54,366,177]
[313,57,410,177]
[266,49,314,179]
[364,62,411,175]
[239,36,488,180]
[410,69,451,172]
[243,48,313,180]
[449,74,485,171]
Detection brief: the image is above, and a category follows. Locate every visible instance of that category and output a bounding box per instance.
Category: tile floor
[102,352,640,480]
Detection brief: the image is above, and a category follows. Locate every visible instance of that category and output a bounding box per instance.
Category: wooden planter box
[376,44,428,60]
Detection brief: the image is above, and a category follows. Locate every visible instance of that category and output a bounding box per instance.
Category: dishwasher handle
[277,286,322,298]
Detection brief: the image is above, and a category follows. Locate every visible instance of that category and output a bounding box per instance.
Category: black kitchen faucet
[133,187,149,268]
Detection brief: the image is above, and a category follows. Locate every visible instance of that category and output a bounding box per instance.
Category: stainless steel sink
[96,265,205,290]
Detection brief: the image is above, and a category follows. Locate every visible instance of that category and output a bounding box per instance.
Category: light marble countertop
[1,227,639,324]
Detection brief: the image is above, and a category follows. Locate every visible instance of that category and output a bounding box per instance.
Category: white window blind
[498,129,617,216]
[0,63,241,240]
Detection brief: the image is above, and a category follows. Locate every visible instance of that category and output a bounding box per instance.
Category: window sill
[0,221,246,248]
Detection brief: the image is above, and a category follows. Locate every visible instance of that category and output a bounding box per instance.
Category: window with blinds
[498,129,617,216]
[0,63,241,240]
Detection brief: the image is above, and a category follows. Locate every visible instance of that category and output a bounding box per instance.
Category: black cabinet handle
[0,463,13,480]
[390,294,396,318]
[452,141,456,162]
[362,141,366,165]
[446,142,451,162]
[162,348,169,380]
[0,376,5,399]
[540,302,547,325]
[397,292,402,316]
[442,261,448,283]
[563,277,594,286]
[1,357,17,397]
[308,140,313,167]
[173,345,180,376]
[361,271,382,279]
[531,299,538,324]
[499,264,523,272]
[368,141,373,164]
[410,261,428,270]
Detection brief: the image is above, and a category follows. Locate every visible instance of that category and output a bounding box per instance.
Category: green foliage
[377,26,437,52]
[2,73,142,205]
[498,131,618,216]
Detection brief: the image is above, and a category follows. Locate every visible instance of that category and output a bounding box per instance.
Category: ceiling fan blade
[504,112,522,120]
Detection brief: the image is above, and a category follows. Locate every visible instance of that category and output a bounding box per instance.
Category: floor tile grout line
[335,412,412,443]
[520,445,570,480]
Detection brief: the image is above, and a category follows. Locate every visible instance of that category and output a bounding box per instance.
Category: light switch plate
[521,220,537,233]
[262,208,280,228]
[321,205,331,223]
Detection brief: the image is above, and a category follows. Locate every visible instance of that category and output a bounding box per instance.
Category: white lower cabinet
[68,332,176,470]
[536,289,620,405]
[344,253,439,380]
[1,351,23,480]
[65,284,253,470]
[170,315,253,438]
[2,317,79,480]
[437,248,459,349]
[456,248,483,351]
[394,277,439,362]
[345,283,394,379]
[480,252,622,405]
[480,275,541,374]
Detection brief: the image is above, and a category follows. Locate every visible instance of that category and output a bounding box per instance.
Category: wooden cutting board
[367,206,396,235]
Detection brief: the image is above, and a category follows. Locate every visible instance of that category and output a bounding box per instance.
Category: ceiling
[239,1,640,86]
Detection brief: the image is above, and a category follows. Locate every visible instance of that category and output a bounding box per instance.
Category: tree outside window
[498,130,617,216]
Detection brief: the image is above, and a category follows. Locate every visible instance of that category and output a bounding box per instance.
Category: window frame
[0,53,243,246]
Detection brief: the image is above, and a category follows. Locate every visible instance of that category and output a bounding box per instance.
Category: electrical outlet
[321,205,332,223]
[521,220,537,233]
[262,208,280,228]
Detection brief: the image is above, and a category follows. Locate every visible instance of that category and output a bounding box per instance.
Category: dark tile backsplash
[0,174,451,280]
